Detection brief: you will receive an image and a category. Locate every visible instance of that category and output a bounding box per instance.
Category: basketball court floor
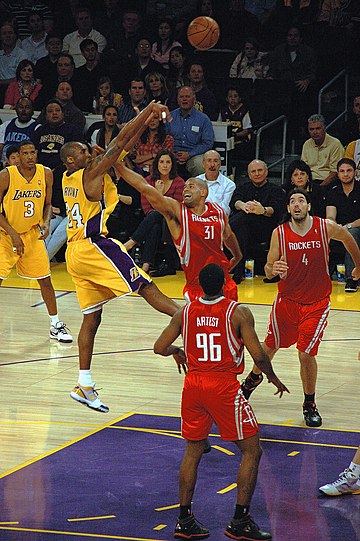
[0,264,359,541]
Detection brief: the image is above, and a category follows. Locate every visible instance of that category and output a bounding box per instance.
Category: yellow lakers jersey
[2,164,46,234]
[62,168,118,242]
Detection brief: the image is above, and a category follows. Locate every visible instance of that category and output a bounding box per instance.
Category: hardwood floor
[0,265,359,477]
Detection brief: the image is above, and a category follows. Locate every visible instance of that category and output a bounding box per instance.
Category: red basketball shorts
[264,295,330,356]
[181,372,259,441]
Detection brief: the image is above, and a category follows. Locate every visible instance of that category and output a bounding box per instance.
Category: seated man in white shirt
[62,7,106,68]
[197,150,235,216]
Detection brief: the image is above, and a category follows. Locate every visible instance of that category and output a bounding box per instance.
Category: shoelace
[57,323,71,334]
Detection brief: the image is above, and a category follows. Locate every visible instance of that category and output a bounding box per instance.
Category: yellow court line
[0,411,136,480]
[0,526,168,540]
[132,413,360,433]
[153,524,167,531]
[0,522,19,525]
[68,515,116,522]
[110,426,183,440]
[212,445,235,455]
[155,503,179,512]
[217,483,237,494]
[261,438,358,450]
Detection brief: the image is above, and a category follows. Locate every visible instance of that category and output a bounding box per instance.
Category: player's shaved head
[60,141,84,163]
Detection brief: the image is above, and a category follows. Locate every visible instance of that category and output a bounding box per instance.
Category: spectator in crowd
[92,76,122,116]
[88,104,119,149]
[134,112,174,173]
[93,0,123,40]
[36,81,86,135]
[145,71,169,105]
[124,150,185,275]
[45,163,67,262]
[229,39,269,80]
[34,32,63,83]
[326,158,360,293]
[117,78,147,127]
[197,149,235,216]
[0,97,40,166]
[167,46,189,90]
[218,0,261,49]
[3,59,42,109]
[32,98,83,170]
[151,19,182,70]
[219,86,253,159]
[166,85,214,178]
[35,52,76,108]
[283,159,326,217]
[105,9,142,64]
[62,7,107,68]
[20,11,47,63]
[128,37,165,82]
[4,144,20,166]
[188,62,218,121]
[229,159,286,283]
[338,95,360,146]
[301,113,344,186]
[8,0,53,40]
[267,26,317,132]
[0,22,27,96]
[344,136,360,179]
[72,39,108,113]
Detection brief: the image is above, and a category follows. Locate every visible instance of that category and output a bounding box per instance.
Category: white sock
[349,462,360,478]
[49,314,60,327]
[78,370,93,387]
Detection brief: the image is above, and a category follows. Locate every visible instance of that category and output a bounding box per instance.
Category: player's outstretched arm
[235,305,290,398]
[154,308,188,374]
[327,219,360,280]
[88,102,172,180]
[115,160,180,218]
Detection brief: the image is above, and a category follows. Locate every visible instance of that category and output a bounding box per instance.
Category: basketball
[187,16,220,51]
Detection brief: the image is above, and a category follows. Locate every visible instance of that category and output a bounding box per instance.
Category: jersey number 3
[196,332,221,362]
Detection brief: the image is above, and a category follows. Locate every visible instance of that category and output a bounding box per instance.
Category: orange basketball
[187,16,220,51]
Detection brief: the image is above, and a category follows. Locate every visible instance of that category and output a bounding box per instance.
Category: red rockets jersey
[173,201,231,287]
[277,216,331,304]
[182,296,244,374]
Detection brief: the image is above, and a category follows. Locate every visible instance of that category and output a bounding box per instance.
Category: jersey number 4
[302,253,308,266]
[196,332,221,362]
[66,202,83,228]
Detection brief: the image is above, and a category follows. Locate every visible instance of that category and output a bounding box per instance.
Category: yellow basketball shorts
[66,236,152,313]
[0,226,50,280]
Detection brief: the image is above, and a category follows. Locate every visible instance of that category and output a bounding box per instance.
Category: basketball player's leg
[225,435,271,540]
[175,439,210,539]
[37,276,73,342]
[139,281,179,316]
[70,307,109,413]
[298,350,317,395]
[234,434,262,506]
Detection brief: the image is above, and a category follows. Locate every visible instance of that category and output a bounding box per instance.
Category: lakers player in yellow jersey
[0,140,72,342]
[60,101,179,413]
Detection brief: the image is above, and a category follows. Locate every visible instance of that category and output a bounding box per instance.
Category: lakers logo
[130,266,140,282]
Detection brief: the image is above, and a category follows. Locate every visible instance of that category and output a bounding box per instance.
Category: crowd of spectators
[0,0,359,289]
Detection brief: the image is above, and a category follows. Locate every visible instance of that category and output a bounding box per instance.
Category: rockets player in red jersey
[154,263,288,541]
[116,160,242,301]
[242,188,360,427]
